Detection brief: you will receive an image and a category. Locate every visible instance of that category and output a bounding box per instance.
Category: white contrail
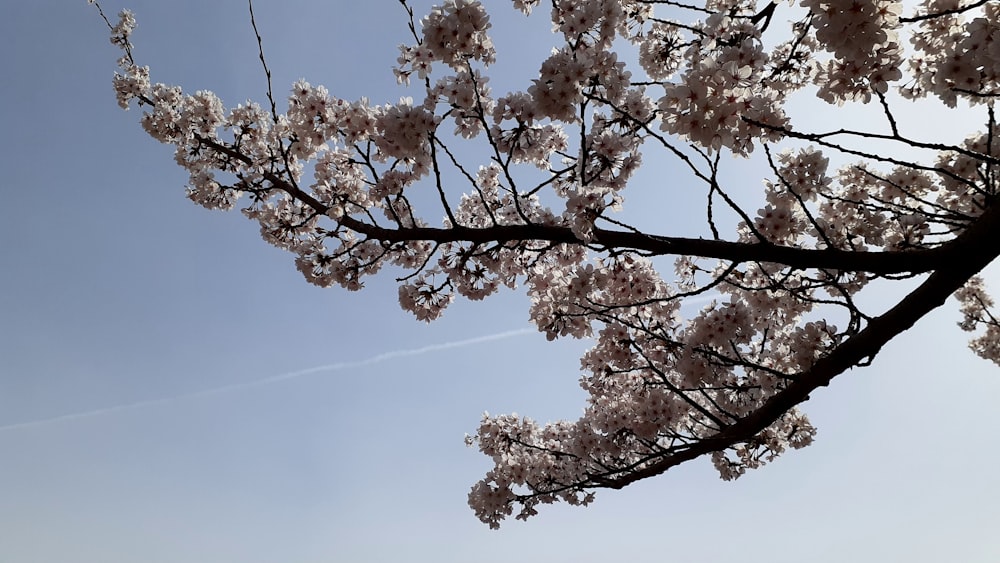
[0,328,534,433]
[0,292,723,433]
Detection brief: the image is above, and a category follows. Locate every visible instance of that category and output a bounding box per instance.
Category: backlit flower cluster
[395,0,495,85]
[956,276,1000,365]
[803,0,903,103]
[905,1,1000,106]
[658,9,790,154]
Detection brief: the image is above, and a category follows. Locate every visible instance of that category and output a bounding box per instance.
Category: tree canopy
[93,0,1000,527]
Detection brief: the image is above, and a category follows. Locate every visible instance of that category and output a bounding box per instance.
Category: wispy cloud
[0,328,534,432]
[0,292,723,433]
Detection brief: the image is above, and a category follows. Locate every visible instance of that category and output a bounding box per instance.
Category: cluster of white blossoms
[431,70,492,138]
[660,12,791,154]
[96,0,1000,527]
[905,1,1000,106]
[396,0,495,84]
[803,0,903,103]
[638,22,685,81]
[375,101,438,161]
[956,276,1000,365]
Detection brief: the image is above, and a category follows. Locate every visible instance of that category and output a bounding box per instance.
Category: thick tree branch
[593,197,1000,489]
[337,216,951,275]
[200,131,956,278]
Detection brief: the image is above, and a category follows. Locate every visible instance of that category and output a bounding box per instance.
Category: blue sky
[1,1,998,561]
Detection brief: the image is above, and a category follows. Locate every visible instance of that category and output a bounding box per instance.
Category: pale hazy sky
[1,1,998,562]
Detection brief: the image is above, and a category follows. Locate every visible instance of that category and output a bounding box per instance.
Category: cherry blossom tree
[92,0,1000,528]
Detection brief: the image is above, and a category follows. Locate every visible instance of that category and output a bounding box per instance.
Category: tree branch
[593,196,1000,489]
